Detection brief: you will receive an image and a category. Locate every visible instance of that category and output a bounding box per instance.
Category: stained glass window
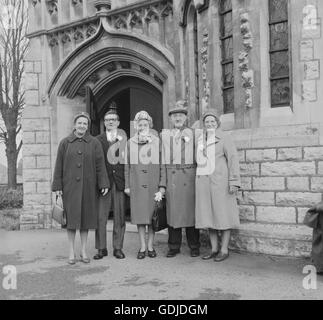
[220,0,234,114]
[269,0,290,107]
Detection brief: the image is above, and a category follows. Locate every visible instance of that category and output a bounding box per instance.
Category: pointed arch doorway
[87,76,163,137]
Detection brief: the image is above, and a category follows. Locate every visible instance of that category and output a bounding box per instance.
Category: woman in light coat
[195,109,241,262]
[124,111,165,259]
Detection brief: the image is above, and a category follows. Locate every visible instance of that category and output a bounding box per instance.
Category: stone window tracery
[269,0,291,107]
[219,0,234,114]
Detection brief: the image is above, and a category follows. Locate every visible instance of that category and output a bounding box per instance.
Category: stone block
[23,182,36,194]
[318,162,323,174]
[246,149,276,162]
[36,131,50,144]
[23,168,52,182]
[25,90,39,105]
[24,193,52,206]
[37,181,52,193]
[23,107,50,119]
[25,73,38,90]
[22,118,50,131]
[241,177,252,190]
[23,156,36,169]
[34,61,42,73]
[304,147,323,160]
[255,238,291,256]
[36,156,51,169]
[261,162,315,176]
[297,207,310,224]
[256,206,296,224]
[277,148,302,160]
[238,150,245,162]
[240,163,259,176]
[239,192,275,205]
[23,132,35,144]
[311,177,323,192]
[276,192,321,206]
[239,205,255,221]
[24,61,34,73]
[23,144,50,156]
[20,214,39,224]
[253,177,285,191]
[287,177,309,191]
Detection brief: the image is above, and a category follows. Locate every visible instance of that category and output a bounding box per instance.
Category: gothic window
[269,0,290,107]
[219,0,234,114]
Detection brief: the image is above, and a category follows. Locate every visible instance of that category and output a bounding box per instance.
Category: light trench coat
[195,128,241,230]
[159,127,196,228]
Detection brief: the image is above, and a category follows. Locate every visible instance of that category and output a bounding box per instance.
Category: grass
[0,185,23,230]
[0,208,21,230]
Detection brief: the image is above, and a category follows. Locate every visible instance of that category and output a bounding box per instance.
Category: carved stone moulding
[48,34,59,47]
[46,0,58,15]
[94,0,111,11]
[31,0,40,7]
[72,0,83,6]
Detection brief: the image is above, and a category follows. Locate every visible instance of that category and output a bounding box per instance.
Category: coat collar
[131,131,157,145]
[199,128,224,146]
[68,131,91,143]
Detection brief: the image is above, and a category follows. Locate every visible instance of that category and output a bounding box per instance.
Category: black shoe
[137,250,146,259]
[190,249,200,257]
[166,249,180,258]
[93,249,108,260]
[148,249,157,258]
[113,249,125,259]
[202,251,218,260]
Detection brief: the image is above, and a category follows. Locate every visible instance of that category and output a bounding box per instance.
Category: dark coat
[125,133,161,225]
[304,202,323,272]
[96,129,127,191]
[52,132,109,230]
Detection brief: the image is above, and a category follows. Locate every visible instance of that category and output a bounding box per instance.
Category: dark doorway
[93,76,163,222]
[95,77,163,136]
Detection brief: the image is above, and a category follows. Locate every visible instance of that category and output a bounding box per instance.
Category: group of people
[52,100,241,265]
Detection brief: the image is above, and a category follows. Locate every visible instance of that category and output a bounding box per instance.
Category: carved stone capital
[46,0,58,15]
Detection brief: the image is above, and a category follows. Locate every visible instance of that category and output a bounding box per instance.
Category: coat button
[76,177,81,181]
[142,170,147,173]
[77,163,81,168]
[79,139,82,142]
[113,170,116,173]
[142,185,147,188]
[172,171,176,174]
[78,150,82,155]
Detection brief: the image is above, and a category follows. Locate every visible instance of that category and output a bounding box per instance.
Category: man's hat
[168,100,188,116]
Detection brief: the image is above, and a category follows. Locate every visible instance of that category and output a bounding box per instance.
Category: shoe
[80,255,91,263]
[202,251,219,260]
[214,252,229,262]
[68,258,76,265]
[113,249,125,259]
[190,249,200,257]
[93,249,108,260]
[147,249,157,258]
[166,249,180,258]
[137,250,146,259]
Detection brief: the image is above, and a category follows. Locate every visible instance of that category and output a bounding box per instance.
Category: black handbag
[152,198,167,232]
[52,195,67,228]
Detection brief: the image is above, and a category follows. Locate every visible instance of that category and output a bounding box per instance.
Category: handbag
[52,195,67,228]
[152,198,167,232]
[303,206,319,229]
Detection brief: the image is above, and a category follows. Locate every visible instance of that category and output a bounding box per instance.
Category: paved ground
[0,228,322,300]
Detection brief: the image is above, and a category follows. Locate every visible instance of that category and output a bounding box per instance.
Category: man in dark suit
[94,109,127,259]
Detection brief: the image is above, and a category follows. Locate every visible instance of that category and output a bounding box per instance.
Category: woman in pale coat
[195,109,241,262]
[124,111,165,259]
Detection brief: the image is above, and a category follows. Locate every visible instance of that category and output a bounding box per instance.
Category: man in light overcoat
[159,100,200,257]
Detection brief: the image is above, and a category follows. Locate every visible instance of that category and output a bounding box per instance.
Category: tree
[0,0,28,189]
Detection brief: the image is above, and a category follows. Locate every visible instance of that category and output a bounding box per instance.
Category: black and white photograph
[0,0,323,304]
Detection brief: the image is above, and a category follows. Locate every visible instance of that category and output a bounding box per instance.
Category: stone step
[107,221,313,258]
[230,222,312,257]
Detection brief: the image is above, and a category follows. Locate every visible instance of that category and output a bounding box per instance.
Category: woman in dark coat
[52,112,109,265]
[124,111,165,259]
